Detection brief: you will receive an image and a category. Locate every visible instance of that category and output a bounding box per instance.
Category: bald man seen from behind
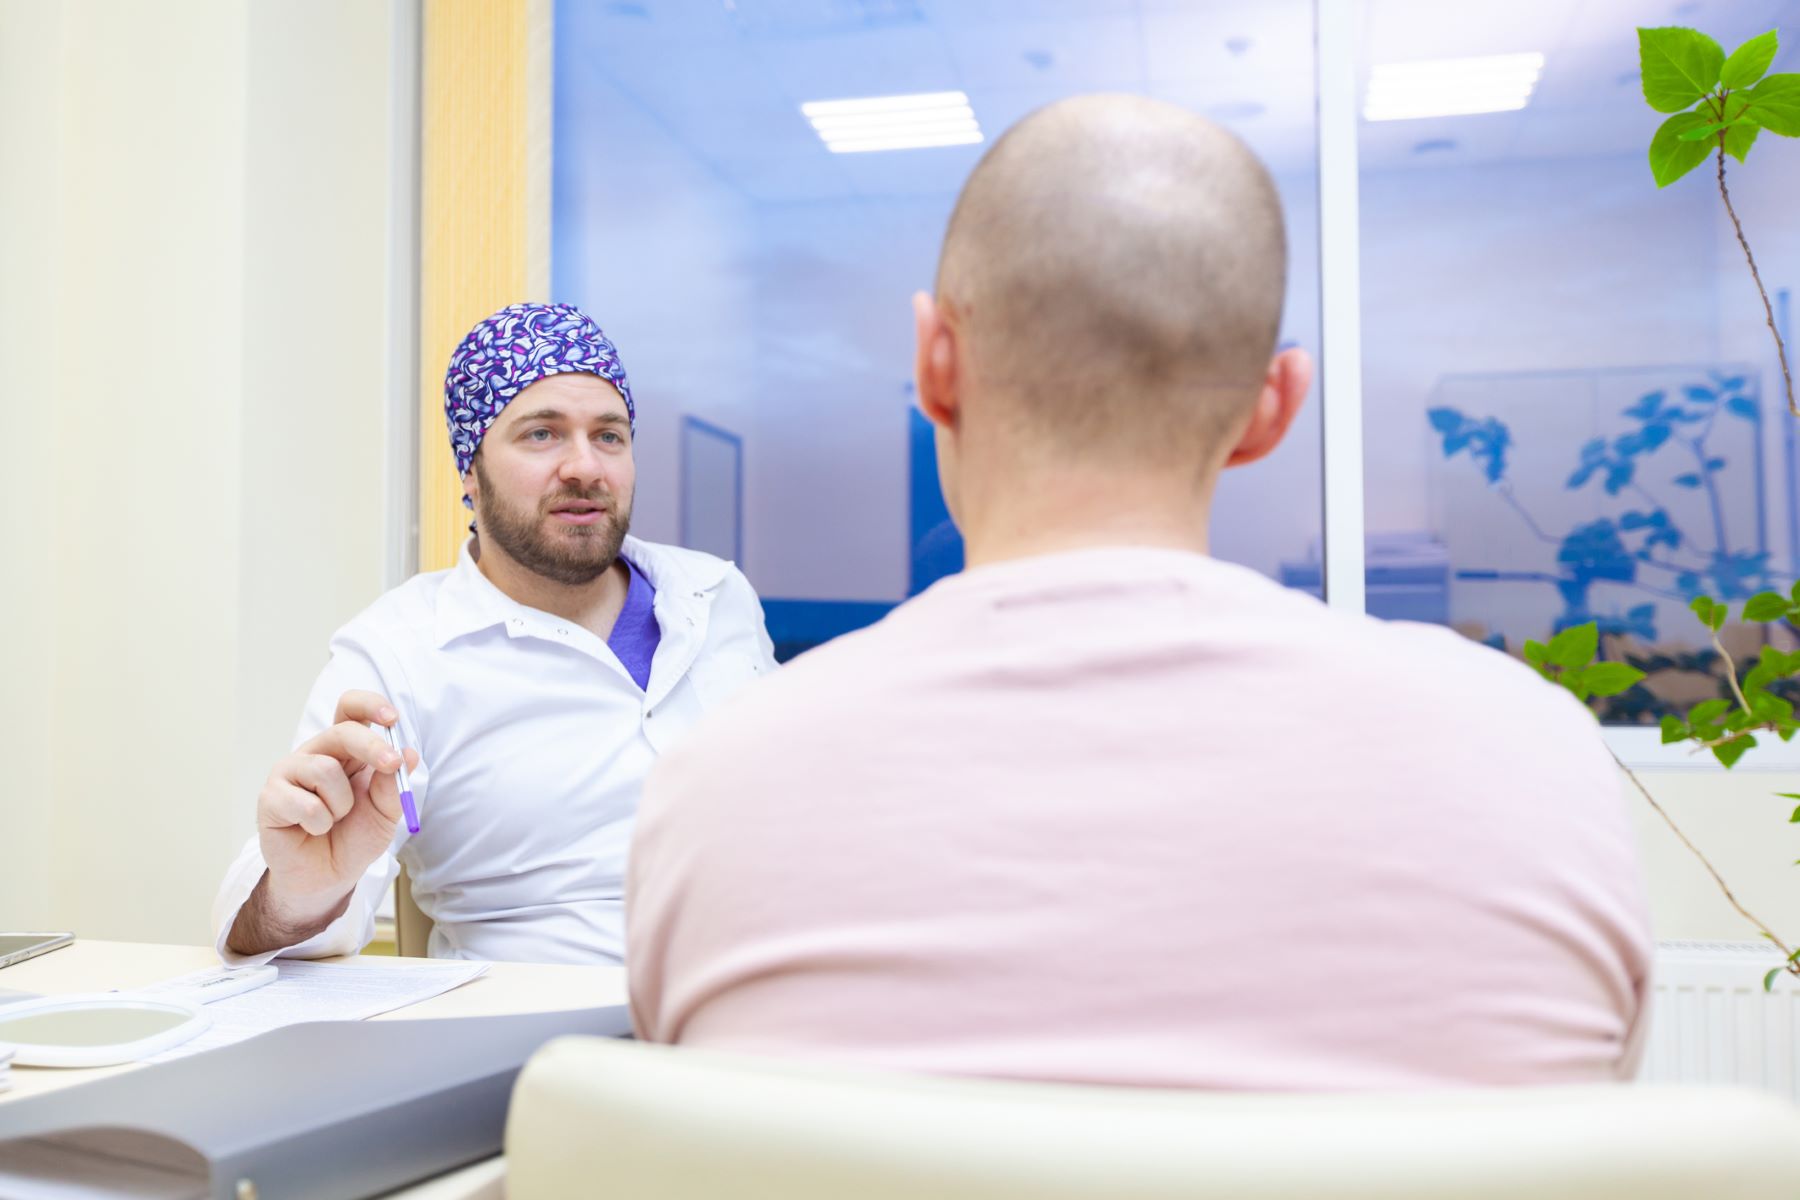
[626,95,1653,1091]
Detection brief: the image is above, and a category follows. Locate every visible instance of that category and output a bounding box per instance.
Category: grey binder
[0,1005,630,1198]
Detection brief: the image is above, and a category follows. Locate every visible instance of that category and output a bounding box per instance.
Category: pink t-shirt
[628,547,1653,1090]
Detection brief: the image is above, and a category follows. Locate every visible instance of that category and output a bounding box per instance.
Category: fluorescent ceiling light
[1363,52,1544,121]
[827,130,985,154]
[802,90,984,153]
[801,90,968,118]
[809,105,978,135]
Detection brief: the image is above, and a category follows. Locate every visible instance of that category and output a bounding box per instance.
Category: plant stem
[1611,746,1796,962]
[1689,726,1766,753]
[1712,628,1752,714]
[1716,146,1798,417]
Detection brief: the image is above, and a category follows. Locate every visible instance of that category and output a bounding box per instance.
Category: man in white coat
[215,302,775,965]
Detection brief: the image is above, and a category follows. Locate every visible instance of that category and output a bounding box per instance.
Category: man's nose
[557,437,607,486]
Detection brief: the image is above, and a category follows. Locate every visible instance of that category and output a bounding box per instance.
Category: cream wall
[1629,768,1800,943]
[0,0,408,944]
[0,1,65,932]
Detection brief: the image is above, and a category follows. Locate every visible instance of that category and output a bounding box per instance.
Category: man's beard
[472,458,632,586]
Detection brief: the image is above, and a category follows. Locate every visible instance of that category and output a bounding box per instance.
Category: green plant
[1538,26,1800,992]
[1640,26,1798,415]
[1529,606,1800,990]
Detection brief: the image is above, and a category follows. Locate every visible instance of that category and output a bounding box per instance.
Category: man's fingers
[364,762,404,824]
[332,689,399,728]
[262,781,335,837]
[299,720,401,774]
[290,754,356,821]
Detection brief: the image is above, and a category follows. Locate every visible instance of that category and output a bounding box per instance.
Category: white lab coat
[214,535,775,966]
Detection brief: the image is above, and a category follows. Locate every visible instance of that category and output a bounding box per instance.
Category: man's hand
[228,691,419,955]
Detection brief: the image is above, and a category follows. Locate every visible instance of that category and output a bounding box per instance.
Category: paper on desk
[0,1129,208,1199]
[137,958,487,1064]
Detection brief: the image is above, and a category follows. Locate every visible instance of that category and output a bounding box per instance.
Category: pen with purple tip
[377,720,421,834]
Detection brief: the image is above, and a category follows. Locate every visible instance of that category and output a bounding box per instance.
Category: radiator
[1642,940,1800,1099]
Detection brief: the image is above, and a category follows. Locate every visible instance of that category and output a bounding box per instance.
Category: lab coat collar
[433,535,731,649]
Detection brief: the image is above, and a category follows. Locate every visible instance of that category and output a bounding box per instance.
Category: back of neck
[957,480,1215,570]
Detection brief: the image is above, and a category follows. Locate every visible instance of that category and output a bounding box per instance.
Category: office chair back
[506,1036,1800,1200]
[394,865,434,958]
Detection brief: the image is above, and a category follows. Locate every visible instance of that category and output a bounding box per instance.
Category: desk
[0,939,628,1198]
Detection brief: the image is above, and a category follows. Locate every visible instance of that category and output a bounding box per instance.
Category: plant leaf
[1690,595,1725,631]
[1715,733,1757,767]
[1743,74,1800,136]
[1661,714,1689,744]
[1721,29,1779,89]
[1766,966,1783,992]
[1744,591,1790,621]
[1714,92,1763,162]
[1678,120,1729,140]
[1583,662,1645,696]
[1547,622,1599,668]
[1639,26,1726,111]
[1751,692,1794,723]
[1649,110,1716,186]
[1688,698,1732,725]
[1724,118,1762,162]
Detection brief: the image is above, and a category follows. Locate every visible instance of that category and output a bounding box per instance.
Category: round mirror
[0,994,207,1067]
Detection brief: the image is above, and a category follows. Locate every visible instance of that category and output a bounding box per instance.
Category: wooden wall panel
[418,0,550,571]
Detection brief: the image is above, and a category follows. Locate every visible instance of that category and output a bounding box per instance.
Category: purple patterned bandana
[443,302,636,489]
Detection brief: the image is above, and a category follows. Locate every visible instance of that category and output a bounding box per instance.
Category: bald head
[937,94,1288,469]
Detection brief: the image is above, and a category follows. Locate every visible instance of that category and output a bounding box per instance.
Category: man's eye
[601,431,624,445]
[527,428,553,442]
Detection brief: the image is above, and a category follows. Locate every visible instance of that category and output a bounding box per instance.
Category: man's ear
[1224,346,1312,469]
[913,290,960,431]
[463,449,482,508]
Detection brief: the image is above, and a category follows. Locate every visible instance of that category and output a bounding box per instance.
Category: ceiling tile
[1142,1,1313,87]
[832,139,989,198]
[710,150,858,203]
[938,16,1143,91]
[918,0,1137,25]
[748,25,960,102]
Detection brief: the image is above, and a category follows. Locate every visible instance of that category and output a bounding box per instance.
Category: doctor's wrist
[227,872,353,957]
[263,873,354,928]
